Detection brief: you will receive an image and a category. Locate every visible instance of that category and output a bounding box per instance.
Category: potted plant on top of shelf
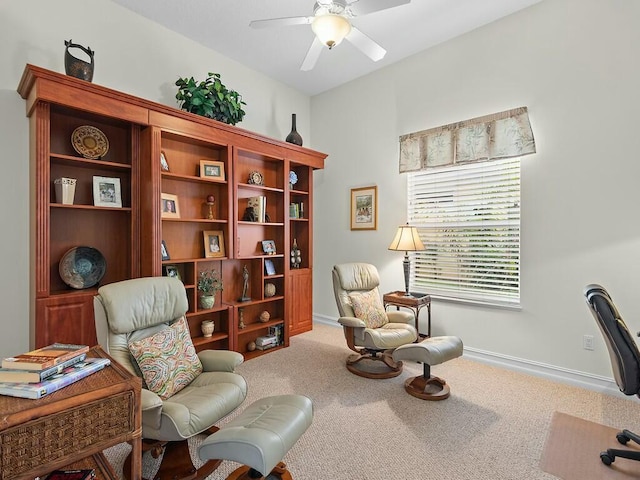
[197,268,223,309]
[175,72,246,126]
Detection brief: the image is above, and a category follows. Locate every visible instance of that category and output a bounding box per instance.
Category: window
[407,157,520,307]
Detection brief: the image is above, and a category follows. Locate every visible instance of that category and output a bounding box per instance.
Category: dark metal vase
[285,113,303,146]
[64,39,94,82]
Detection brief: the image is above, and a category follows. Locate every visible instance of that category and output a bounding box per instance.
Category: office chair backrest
[584,284,640,397]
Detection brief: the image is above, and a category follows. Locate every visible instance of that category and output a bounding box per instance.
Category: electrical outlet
[583,334,595,351]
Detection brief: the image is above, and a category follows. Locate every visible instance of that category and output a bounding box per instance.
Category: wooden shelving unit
[18,63,327,356]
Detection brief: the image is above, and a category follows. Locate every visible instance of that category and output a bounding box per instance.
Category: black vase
[285,114,303,146]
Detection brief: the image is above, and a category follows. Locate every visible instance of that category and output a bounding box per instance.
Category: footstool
[392,336,463,401]
[198,394,313,480]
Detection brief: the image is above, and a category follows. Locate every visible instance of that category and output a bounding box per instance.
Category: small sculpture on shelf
[291,239,302,269]
[264,282,276,298]
[238,265,251,302]
[201,320,214,337]
[205,194,215,220]
[239,308,246,330]
[259,311,270,323]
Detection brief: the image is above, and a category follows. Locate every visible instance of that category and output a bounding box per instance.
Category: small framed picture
[160,151,170,172]
[163,264,181,280]
[200,160,225,181]
[93,176,122,208]
[350,185,378,230]
[264,259,276,276]
[161,193,180,218]
[203,230,225,258]
[161,240,170,260]
[262,240,276,255]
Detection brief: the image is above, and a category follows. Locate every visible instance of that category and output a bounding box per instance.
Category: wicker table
[383,291,432,338]
[0,346,142,480]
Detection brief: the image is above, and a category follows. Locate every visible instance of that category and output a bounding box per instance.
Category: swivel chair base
[600,429,640,465]
[226,462,292,480]
[404,369,450,401]
[346,350,403,379]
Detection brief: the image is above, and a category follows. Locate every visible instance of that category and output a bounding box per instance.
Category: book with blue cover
[0,353,87,383]
[0,357,110,399]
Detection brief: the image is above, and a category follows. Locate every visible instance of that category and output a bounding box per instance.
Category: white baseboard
[313,314,626,399]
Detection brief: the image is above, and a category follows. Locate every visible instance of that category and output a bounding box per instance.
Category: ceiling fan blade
[348,0,411,16]
[301,38,324,71]
[346,26,386,62]
[249,16,313,29]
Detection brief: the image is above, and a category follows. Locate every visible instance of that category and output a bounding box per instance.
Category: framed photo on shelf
[93,176,122,208]
[161,240,170,260]
[350,185,378,231]
[262,240,276,255]
[200,160,225,181]
[264,259,276,276]
[161,193,180,218]
[163,264,181,280]
[160,150,170,172]
[203,230,225,258]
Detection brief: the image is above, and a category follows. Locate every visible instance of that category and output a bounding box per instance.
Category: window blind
[408,157,520,306]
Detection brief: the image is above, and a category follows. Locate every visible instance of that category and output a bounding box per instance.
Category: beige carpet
[541,412,640,480]
[104,323,640,479]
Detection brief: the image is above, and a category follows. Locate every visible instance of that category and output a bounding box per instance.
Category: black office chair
[584,284,640,465]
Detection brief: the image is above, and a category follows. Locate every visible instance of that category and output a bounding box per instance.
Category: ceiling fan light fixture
[311,14,351,49]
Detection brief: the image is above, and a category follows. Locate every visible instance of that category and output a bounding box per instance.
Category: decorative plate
[71,125,109,159]
[248,170,264,185]
[59,246,106,289]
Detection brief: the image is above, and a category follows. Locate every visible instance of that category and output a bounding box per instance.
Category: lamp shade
[311,14,351,49]
[388,225,425,252]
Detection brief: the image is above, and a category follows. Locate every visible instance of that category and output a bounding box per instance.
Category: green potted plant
[197,269,223,309]
[175,72,246,126]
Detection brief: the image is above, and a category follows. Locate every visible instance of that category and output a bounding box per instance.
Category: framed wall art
[350,185,377,230]
[161,193,180,218]
[200,160,225,181]
[203,230,225,258]
[93,176,122,208]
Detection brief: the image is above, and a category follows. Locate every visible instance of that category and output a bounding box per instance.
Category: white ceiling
[110,0,542,96]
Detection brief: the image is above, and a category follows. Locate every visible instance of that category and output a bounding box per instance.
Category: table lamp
[388,224,425,297]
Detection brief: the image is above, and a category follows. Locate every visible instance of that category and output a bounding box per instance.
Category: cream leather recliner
[332,263,418,379]
[94,276,247,480]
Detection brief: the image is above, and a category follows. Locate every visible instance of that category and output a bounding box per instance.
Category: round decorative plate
[71,125,109,159]
[248,170,264,185]
[59,246,106,289]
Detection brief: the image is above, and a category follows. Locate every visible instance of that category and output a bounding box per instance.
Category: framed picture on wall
[350,185,377,230]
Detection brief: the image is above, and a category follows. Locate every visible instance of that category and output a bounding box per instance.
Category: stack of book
[0,343,110,399]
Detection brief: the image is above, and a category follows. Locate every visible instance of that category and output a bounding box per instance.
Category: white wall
[311,0,640,377]
[0,0,311,357]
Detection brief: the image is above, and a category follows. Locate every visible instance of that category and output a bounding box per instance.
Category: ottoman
[198,394,313,480]
[392,336,463,400]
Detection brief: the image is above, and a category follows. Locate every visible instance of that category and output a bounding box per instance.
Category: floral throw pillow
[128,316,203,400]
[348,289,389,329]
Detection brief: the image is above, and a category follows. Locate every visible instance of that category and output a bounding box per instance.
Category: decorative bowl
[59,246,106,289]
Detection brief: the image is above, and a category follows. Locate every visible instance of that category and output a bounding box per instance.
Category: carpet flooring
[103,323,640,479]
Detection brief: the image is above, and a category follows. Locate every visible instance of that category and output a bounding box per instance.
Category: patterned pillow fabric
[128,316,203,400]
[348,289,389,329]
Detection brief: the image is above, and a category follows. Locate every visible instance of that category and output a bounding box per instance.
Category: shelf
[162,171,228,185]
[192,332,228,347]
[232,295,284,308]
[162,217,228,224]
[243,344,285,360]
[50,203,133,212]
[289,188,309,195]
[50,153,132,171]
[237,318,284,335]
[238,183,284,194]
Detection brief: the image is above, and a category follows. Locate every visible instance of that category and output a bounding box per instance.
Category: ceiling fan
[249,0,411,71]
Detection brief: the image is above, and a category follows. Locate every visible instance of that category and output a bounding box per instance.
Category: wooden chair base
[124,436,222,480]
[404,374,450,400]
[346,351,403,379]
[226,462,293,480]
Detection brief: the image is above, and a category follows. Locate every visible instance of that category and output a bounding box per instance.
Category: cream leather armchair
[332,263,418,379]
[94,276,247,480]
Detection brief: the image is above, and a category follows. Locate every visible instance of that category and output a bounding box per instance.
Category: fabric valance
[399,106,536,173]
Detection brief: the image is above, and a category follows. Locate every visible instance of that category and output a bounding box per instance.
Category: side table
[0,346,142,480]
[383,291,432,338]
